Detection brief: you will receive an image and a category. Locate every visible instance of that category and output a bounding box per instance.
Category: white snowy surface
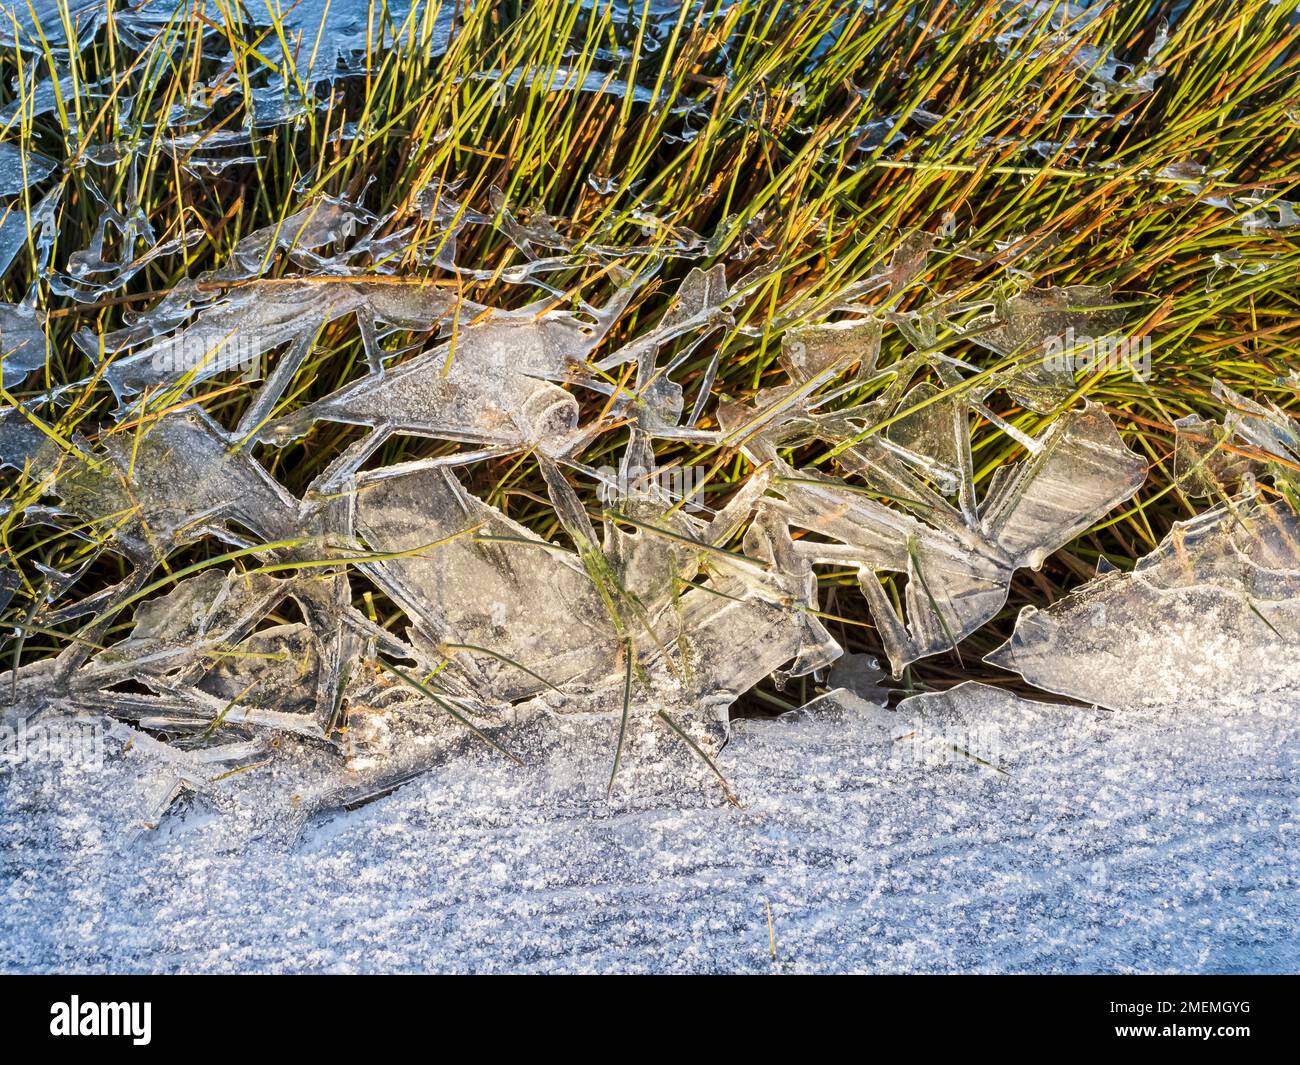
[1,687,1297,973]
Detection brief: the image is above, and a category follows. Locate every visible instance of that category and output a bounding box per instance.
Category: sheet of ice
[1,683,1294,973]
[989,499,1300,710]
[0,142,56,196]
[0,302,48,386]
[727,397,1145,673]
[965,284,1126,413]
[0,0,106,49]
[1211,379,1300,475]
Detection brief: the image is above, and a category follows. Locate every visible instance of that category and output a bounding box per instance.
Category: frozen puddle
[2,684,1295,973]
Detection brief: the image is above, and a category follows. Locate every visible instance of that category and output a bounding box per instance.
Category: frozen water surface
[1,684,1295,973]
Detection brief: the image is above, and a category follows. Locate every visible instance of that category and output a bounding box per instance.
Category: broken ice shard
[353,463,624,701]
[0,0,106,49]
[988,500,1300,711]
[966,284,1127,413]
[726,388,1145,673]
[1173,413,1253,499]
[257,281,639,467]
[0,142,56,196]
[0,302,49,386]
[1211,380,1300,472]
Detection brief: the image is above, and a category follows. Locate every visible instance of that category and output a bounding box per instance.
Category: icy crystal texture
[1,0,1295,830]
[4,678,1296,971]
[0,190,1166,817]
[989,499,1300,710]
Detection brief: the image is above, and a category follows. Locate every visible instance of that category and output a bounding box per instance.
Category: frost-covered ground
[1,685,1295,974]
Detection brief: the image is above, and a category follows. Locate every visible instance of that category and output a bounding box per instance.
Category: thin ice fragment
[1212,380,1300,468]
[259,283,635,469]
[978,401,1147,570]
[0,186,61,286]
[216,195,378,280]
[0,142,56,195]
[967,284,1126,412]
[55,179,204,300]
[0,0,106,49]
[725,386,1144,673]
[0,302,49,386]
[780,317,882,384]
[354,464,623,700]
[894,681,1095,773]
[1173,414,1253,498]
[886,382,962,493]
[988,500,1300,710]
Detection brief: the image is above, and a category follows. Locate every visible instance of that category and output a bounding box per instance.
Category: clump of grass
[1,0,1297,707]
